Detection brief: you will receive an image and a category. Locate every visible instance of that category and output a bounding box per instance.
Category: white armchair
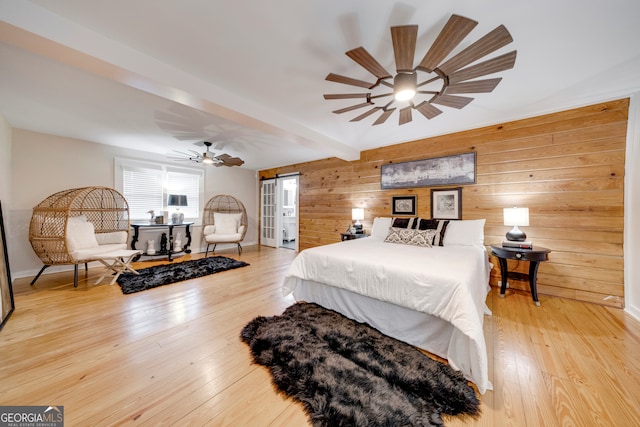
[202,195,247,256]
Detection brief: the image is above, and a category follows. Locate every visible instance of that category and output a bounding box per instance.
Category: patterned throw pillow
[384,227,411,244]
[384,227,436,247]
[406,229,437,247]
[416,218,450,246]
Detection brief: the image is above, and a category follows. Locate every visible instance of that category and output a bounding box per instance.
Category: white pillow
[371,217,393,239]
[66,217,99,251]
[443,219,486,247]
[95,231,128,245]
[214,212,242,234]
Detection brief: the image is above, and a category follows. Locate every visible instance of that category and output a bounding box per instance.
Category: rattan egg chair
[202,194,247,255]
[29,186,130,287]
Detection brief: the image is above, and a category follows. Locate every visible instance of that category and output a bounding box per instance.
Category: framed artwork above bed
[430,188,462,220]
[391,195,416,216]
[380,152,476,189]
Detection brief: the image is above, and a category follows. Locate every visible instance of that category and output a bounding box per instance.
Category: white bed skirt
[293,279,492,393]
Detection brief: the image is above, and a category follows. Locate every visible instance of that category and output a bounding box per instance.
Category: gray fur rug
[241,302,480,426]
[116,256,248,294]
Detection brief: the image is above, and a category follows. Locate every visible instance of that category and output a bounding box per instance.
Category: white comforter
[282,237,492,392]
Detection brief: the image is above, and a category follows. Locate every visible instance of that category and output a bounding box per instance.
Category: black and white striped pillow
[416,218,450,246]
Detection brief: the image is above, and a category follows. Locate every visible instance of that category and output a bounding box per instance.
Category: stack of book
[502,240,533,249]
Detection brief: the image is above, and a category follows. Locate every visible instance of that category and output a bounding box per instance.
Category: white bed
[282,217,492,393]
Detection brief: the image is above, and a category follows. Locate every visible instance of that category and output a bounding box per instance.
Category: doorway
[280,177,298,250]
[260,174,299,250]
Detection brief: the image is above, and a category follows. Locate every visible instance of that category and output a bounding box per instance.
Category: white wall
[0,114,12,279]
[625,94,640,320]
[10,129,258,278]
[0,114,10,205]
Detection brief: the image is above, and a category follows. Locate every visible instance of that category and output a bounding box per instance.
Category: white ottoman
[95,249,142,285]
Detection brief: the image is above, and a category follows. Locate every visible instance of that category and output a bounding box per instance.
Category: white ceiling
[1,0,639,170]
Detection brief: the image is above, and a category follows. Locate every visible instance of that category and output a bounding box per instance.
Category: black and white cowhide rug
[241,302,480,426]
[116,256,249,294]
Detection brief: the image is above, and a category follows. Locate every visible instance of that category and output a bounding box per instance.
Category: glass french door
[261,179,277,247]
[261,175,299,249]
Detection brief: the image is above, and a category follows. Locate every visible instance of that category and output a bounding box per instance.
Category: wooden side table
[341,233,368,241]
[490,245,551,306]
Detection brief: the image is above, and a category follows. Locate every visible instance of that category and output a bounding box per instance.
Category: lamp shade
[352,208,364,221]
[168,194,188,207]
[503,207,529,226]
[393,72,417,101]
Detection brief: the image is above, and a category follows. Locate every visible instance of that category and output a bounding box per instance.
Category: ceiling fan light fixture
[393,72,417,101]
[202,155,215,165]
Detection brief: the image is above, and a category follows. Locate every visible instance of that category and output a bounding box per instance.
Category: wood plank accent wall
[260,99,628,308]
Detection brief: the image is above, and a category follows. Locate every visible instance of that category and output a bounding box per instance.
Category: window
[115,158,204,222]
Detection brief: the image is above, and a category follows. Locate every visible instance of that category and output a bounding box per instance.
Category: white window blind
[115,158,204,222]
[167,169,200,219]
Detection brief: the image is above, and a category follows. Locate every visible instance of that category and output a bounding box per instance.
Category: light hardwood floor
[2,246,639,426]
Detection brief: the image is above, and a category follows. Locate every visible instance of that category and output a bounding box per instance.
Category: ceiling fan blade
[399,107,412,125]
[346,47,392,80]
[449,50,517,84]
[215,153,244,167]
[416,14,478,73]
[225,158,245,167]
[431,94,474,109]
[414,102,443,119]
[373,109,395,125]
[326,73,376,89]
[350,107,380,122]
[324,93,370,100]
[333,102,371,114]
[167,155,191,162]
[391,25,418,73]
[438,25,514,75]
[446,78,502,94]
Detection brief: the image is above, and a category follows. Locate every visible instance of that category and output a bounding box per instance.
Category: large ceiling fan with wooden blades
[168,141,244,167]
[324,14,517,126]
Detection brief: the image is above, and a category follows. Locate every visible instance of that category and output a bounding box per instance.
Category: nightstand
[490,245,551,306]
[341,233,368,241]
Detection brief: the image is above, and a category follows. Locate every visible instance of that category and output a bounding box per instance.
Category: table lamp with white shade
[503,207,529,242]
[351,208,364,234]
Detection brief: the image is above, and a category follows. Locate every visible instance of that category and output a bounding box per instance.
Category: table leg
[498,257,509,298]
[131,225,140,250]
[529,261,542,307]
[96,255,140,285]
[168,225,174,261]
[184,224,192,253]
[95,259,115,284]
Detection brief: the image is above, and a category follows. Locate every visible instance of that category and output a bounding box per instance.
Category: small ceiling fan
[324,14,517,126]
[169,141,244,167]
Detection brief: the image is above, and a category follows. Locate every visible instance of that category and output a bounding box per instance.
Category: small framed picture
[391,195,416,216]
[430,188,462,219]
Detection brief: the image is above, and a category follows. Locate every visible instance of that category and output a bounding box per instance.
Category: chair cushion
[66,216,99,252]
[71,243,127,261]
[95,231,128,245]
[214,212,242,234]
[205,233,242,243]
